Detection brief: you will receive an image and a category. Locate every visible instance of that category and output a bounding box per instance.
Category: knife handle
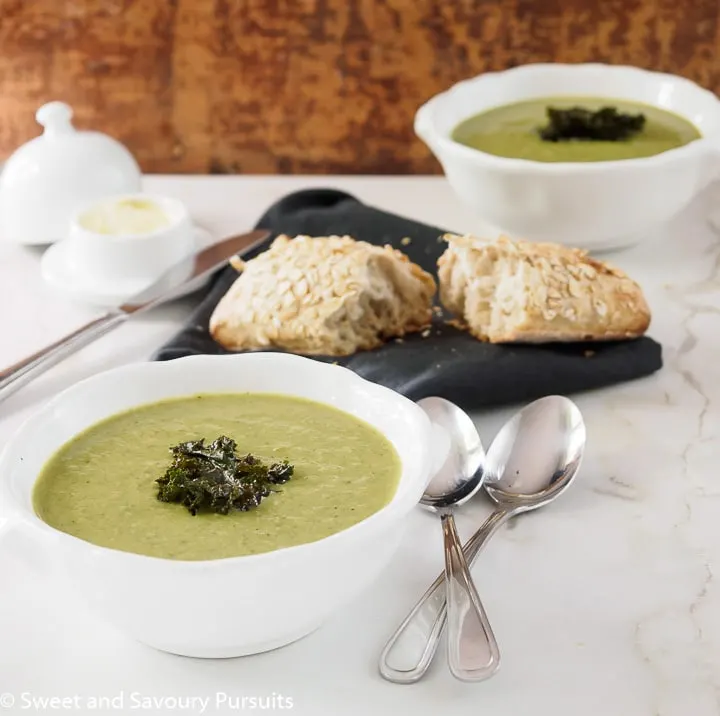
[0,312,127,405]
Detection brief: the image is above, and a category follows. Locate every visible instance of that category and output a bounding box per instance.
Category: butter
[79,198,171,236]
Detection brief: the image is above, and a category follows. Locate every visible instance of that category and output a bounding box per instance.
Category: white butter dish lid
[0,101,142,245]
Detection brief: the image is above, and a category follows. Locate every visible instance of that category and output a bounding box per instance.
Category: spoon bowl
[417,397,485,509]
[484,395,585,511]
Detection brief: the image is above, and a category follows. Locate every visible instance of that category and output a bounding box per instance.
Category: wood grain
[0,0,718,174]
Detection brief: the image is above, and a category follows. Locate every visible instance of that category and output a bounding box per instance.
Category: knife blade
[122,228,270,313]
[0,228,271,404]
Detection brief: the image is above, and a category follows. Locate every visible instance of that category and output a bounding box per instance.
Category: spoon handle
[379,507,514,684]
[441,512,499,681]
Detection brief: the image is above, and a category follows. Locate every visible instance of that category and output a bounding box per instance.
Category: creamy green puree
[33,393,401,561]
[452,96,701,162]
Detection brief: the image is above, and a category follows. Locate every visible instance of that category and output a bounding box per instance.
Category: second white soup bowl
[415,63,720,251]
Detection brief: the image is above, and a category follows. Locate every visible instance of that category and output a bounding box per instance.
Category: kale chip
[156,436,294,516]
[539,106,646,142]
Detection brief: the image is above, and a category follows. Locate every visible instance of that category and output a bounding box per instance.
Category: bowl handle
[0,515,55,575]
[699,139,720,190]
[414,102,437,150]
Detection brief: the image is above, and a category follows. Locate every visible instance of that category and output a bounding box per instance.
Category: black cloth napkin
[154,188,662,409]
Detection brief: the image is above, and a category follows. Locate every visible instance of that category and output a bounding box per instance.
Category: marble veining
[618,199,720,716]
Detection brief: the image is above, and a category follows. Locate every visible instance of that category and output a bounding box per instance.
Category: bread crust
[210,234,437,356]
[437,233,651,343]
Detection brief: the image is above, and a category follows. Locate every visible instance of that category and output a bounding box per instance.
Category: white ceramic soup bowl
[0,353,434,658]
[415,63,720,251]
[64,193,195,284]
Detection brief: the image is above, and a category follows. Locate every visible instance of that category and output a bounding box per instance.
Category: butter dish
[40,193,214,307]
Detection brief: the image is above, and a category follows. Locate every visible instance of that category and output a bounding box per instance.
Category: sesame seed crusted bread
[437,233,651,343]
[209,234,437,356]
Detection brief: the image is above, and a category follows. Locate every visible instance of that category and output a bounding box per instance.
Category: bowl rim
[416,62,720,173]
[0,352,431,569]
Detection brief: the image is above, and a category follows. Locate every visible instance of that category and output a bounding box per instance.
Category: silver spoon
[413,397,499,682]
[379,395,585,684]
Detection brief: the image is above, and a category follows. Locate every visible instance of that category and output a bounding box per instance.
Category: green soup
[451,96,701,162]
[33,393,401,561]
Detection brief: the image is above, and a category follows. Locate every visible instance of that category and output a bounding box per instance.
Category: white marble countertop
[1,175,719,716]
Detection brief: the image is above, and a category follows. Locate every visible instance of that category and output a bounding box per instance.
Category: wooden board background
[0,0,718,174]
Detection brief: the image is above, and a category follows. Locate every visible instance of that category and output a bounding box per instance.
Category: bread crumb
[421,329,431,338]
[400,237,411,246]
[432,305,442,315]
[395,337,404,343]
[584,350,595,358]
[446,318,467,331]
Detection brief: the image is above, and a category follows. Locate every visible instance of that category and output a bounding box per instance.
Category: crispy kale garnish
[156,436,294,516]
[539,106,646,142]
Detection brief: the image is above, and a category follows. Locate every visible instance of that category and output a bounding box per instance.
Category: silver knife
[0,229,270,404]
